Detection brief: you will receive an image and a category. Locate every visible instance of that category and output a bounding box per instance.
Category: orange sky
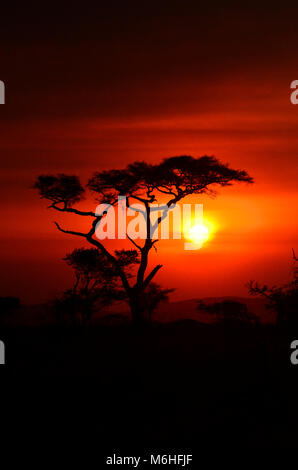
[0,4,297,303]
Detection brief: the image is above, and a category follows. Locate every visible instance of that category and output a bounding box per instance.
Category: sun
[183,216,217,247]
[186,224,210,245]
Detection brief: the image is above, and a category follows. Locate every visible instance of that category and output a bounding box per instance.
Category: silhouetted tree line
[196,252,297,334]
[197,299,258,325]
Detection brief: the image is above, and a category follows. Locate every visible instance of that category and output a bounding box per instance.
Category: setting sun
[186,224,210,245]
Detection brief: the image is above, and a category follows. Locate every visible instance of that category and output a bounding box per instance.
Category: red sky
[0,4,297,303]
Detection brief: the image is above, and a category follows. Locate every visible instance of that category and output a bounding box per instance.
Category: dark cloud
[1,3,298,120]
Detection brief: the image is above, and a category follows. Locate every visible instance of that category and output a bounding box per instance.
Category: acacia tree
[34,155,253,325]
[248,251,298,331]
[57,247,134,327]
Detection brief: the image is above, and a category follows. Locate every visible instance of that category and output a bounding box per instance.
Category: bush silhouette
[197,299,258,325]
[248,251,298,333]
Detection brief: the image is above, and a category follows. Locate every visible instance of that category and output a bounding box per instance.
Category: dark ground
[1,319,298,457]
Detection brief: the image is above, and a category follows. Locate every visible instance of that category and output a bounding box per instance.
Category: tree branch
[127,233,143,252]
[85,218,132,292]
[51,203,97,217]
[143,264,163,290]
[54,222,89,238]
[126,196,146,215]
[54,219,131,293]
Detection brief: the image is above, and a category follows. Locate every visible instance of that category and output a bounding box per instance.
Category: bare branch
[143,264,163,289]
[51,203,96,217]
[155,185,178,197]
[126,196,146,215]
[127,233,143,252]
[54,222,89,238]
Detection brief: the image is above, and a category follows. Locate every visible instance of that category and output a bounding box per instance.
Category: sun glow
[184,219,216,246]
[187,224,209,244]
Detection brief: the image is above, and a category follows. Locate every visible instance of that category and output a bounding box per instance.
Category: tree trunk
[129,291,148,327]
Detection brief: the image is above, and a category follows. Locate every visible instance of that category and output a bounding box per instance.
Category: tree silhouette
[54,247,134,328]
[34,155,253,325]
[197,299,258,325]
[248,250,298,332]
[140,282,175,321]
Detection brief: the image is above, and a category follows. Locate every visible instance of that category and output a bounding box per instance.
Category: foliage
[34,174,84,206]
[248,253,298,330]
[140,283,175,321]
[197,299,258,325]
[55,248,128,327]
